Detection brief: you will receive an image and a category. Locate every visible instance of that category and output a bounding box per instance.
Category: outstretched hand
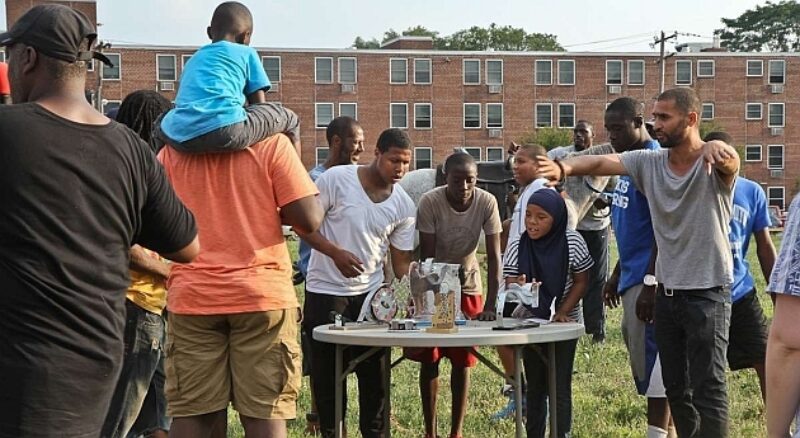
[702,140,738,175]
[534,156,562,186]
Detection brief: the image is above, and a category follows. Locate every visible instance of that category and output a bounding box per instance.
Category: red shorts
[404,294,484,368]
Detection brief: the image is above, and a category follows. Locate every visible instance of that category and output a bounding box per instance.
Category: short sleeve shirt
[0,62,9,95]
[768,193,800,297]
[729,177,771,302]
[417,187,502,295]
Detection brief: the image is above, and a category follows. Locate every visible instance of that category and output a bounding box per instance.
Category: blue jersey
[729,177,771,302]
[297,165,328,277]
[610,140,660,293]
[161,41,270,142]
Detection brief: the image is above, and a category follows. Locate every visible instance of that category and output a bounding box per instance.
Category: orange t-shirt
[0,63,9,95]
[159,134,318,315]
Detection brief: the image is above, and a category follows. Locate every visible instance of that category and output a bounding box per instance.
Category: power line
[590,38,658,52]
[562,32,656,48]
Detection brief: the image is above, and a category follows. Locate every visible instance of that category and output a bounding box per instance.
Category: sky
[1,0,768,52]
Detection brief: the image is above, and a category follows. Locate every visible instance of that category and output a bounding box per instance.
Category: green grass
[224,236,779,437]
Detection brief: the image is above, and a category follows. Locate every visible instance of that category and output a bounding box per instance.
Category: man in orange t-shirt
[0,62,10,104]
[159,133,322,437]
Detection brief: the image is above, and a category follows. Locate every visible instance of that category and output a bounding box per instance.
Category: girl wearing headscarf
[502,188,593,438]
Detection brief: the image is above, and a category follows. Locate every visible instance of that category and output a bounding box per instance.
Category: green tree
[352,36,380,49]
[354,23,563,51]
[516,128,573,150]
[717,1,800,52]
[698,121,726,141]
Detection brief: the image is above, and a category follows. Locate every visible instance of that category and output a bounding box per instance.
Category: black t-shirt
[0,103,197,437]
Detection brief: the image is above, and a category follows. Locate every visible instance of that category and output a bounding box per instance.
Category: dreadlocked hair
[116,90,173,153]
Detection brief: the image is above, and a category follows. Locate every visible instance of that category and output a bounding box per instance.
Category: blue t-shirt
[160,41,270,142]
[297,165,327,277]
[610,139,660,293]
[729,177,771,302]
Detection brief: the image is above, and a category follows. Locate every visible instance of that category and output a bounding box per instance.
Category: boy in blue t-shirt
[155,2,299,153]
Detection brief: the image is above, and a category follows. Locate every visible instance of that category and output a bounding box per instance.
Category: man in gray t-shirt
[535,88,739,438]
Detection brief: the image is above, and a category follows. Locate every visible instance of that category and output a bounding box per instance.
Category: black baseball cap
[0,4,113,67]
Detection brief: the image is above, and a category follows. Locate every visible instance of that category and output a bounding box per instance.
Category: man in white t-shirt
[302,128,415,438]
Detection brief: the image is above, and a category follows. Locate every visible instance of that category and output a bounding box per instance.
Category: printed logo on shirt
[612,178,630,209]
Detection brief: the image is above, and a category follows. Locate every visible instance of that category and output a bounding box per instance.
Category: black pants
[655,287,731,438]
[578,227,608,339]
[303,290,387,438]
[523,340,578,438]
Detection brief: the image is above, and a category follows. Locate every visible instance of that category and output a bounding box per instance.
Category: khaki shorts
[165,309,300,419]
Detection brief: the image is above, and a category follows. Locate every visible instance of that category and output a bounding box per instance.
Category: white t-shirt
[503,178,552,271]
[306,165,416,296]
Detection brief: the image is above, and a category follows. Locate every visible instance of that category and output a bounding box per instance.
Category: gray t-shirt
[549,145,613,231]
[619,149,734,290]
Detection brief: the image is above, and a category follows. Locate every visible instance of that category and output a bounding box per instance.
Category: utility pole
[654,31,678,93]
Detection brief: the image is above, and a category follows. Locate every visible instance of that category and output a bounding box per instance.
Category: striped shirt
[503,229,593,321]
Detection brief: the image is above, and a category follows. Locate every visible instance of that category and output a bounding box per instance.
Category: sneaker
[491,396,517,421]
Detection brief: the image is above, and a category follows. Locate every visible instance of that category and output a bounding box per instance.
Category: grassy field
[224,236,778,437]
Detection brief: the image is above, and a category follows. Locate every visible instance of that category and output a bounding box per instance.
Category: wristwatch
[643,274,658,287]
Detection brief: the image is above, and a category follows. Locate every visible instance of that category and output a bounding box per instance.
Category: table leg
[335,344,344,438]
[514,346,524,438]
[383,347,392,438]
[548,342,557,438]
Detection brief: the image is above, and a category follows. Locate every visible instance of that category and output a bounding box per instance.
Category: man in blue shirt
[705,132,776,402]
[602,97,673,438]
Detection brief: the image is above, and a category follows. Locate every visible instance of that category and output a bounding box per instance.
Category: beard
[656,121,688,149]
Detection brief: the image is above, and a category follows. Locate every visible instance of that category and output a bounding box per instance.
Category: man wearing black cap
[0,4,200,437]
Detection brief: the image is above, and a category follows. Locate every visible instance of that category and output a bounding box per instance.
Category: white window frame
[414,103,432,129]
[767,145,785,170]
[337,57,357,84]
[701,103,715,120]
[0,51,5,63]
[86,58,94,72]
[744,144,762,162]
[262,56,281,82]
[181,54,192,69]
[464,147,482,161]
[101,53,121,80]
[557,59,575,85]
[606,60,623,85]
[535,103,553,128]
[315,147,329,166]
[414,58,432,84]
[339,102,357,120]
[389,58,408,84]
[769,59,786,84]
[390,103,408,129]
[414,147,433,170]
[697,60,715,78]
[463,59,480,85]
[156,54,177,82]
[675,60,692,85]
[746,59,764,77]
[535,60,553,85]
[768,103,785,127]
[463,103,482,129]
[745,103,763,120]
[315,103,334,129]
[486,59,503,85]
[768,186,786,210]
[627,60,645,85]
[486,103,504,129]
[558,103,576,128]
[102,99,121,114]
[486,147,504,162]
[314,57,334,84]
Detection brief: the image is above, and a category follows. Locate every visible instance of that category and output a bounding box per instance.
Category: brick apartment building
[4,0,798,209]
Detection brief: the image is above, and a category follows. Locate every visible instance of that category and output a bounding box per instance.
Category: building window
[156,55,176,81]
[390,103,408,129]
[768,186,786,210]
[701,103,715,120]
[315,103,334,128]
[338,57,357,84]
[769,60,785,84]
[414,58,432,84]
[102,100,121,114]
[262,56,281,82]
[182,54,192,69]
[536,104,553,128]
[535,60,552,85]
[558,60,575,85]
[768,145,784,169]
[745,103,763,120]
[415,147,432,169]
[316,147,329,166]
[0,51,5,62]
[414,103,432,129]
[339,103,357,120]
[697,60,715,77]
[486,103,503,129]
[464,103,481,129]
[675,60,692,85]
[628,60,645,85]
[486,60,503,85]
[463,59,480,85]
[746,59,763,77]
[768,103,785,127]
[605,60,623,85]
[464,147,482,161]
[559,103,576,128]
[315,57,333,83]
[487,147,504,161]
[102,53,121,80]
[745,144,762,162]
[390,58,408,84]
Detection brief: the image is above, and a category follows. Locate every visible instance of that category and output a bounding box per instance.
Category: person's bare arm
[160,236,200,263]
[536,154,628,186]
[553,269,589,322]
[298,230,364,278]
[280,195,323,236]
[636,244,658,323]
[247,89,267,104]
[389,245,413,280]
[478,233,502,321]
[702,140,739,189]
[603,261,621,309]
[754,228,777,285]
[130,245,171,278]
[419,231,435,261]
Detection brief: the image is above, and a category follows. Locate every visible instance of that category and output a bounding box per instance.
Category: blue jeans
[655,287,731,438]
[523,339,578,438]
[102,301,170,438]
